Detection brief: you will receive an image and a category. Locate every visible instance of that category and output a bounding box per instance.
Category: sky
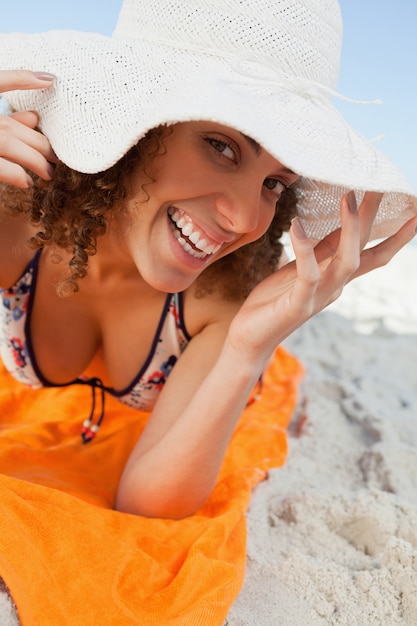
[2,0,416,190]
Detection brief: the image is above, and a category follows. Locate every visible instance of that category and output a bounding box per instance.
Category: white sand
[1,244,417,625]
[225,243,417,626]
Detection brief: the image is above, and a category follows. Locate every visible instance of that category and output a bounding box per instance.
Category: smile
[168,207,222,259]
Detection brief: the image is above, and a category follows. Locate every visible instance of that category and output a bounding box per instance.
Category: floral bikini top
[0,249,191,443]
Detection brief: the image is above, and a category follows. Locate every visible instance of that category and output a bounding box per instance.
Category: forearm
[116,340,269,519]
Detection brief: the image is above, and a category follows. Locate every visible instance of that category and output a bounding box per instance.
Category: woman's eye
[263,178,286,198]
[206,138,236,162]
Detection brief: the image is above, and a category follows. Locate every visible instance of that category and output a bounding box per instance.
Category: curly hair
[1,125,297,299]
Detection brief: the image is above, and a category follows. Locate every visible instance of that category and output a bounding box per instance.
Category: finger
[9,110,39,129]
[0,69,56,93]
[313,227,342,264]
[358,191,384,249]
[0,130,55,182]
[299,192,360,310]
[313,190,358,265]
[320,191,361,284]
[0,156,34,188]
[0,115,57,179]
[287,217,320,317]
[349,215,417,281]
[313,191,385,265]
[9,112,58,162]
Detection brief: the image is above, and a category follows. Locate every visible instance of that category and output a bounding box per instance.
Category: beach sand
[1,244,416,625]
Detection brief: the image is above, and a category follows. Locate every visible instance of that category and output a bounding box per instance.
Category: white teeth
[177,235,207,258]
[170,209,181,221]
[168,207,222,258]
[181,222,193,237]
[188,232,200,245]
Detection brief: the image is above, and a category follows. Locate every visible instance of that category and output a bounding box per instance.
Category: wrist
[220,334,273,383]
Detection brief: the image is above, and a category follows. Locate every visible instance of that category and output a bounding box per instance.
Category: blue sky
[2,0,416,190]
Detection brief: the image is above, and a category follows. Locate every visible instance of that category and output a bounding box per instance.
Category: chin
[144,271,196,294]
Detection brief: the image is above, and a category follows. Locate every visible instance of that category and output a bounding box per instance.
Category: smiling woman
[0,0,416,520]
[1,0,417,623]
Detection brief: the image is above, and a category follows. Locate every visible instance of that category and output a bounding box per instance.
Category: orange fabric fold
[0,346,303,625]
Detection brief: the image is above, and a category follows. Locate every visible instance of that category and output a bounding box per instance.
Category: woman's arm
[116,192,417,519]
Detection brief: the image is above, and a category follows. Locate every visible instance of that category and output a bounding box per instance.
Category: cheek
[255,203,277,239]
[236,208,275,253]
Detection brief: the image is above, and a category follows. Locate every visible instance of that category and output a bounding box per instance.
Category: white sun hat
[0,0,416,240]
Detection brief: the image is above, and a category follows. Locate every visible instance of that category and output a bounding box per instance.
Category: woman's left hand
[227,191,417,366]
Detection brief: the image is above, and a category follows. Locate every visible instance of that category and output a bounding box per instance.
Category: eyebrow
[240,132,261,156]
[240,133,297,176]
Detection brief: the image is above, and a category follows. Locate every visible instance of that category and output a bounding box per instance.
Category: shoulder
[181,281,243,339]
[0,211,38,289]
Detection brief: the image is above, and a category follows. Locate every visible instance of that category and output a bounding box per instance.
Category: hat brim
[1,30,416,240]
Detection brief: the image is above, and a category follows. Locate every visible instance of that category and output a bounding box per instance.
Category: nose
[214,182,261,234]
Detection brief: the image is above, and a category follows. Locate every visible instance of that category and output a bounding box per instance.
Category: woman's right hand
[226,191,417,371]
[0,69,57,188]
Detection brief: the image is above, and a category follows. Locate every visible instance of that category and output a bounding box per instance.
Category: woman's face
[119,121,299,292]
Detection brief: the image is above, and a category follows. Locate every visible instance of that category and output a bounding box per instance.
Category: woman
[0,0,416,521]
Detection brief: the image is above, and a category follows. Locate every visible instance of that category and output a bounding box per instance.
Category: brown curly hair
[1,125,297,299]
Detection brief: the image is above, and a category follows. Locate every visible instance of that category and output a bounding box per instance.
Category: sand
[1,244,416,625]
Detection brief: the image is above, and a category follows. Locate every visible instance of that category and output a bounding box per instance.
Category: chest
[25,256,187,389]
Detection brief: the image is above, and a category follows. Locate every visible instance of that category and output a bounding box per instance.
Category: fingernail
[291,217,308,240]
[347,190,358,214]
[33,71,56,82]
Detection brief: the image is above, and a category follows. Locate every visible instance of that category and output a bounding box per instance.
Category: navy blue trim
[176,291,191,342]
[24,250,79,389]
[106,292,175,398]
[25,287,177,395]
[24,269,188,398]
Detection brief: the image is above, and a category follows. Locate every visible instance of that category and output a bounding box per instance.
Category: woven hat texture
[0,0,416,239]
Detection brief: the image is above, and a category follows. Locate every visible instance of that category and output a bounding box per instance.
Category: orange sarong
[0,346,303,625]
